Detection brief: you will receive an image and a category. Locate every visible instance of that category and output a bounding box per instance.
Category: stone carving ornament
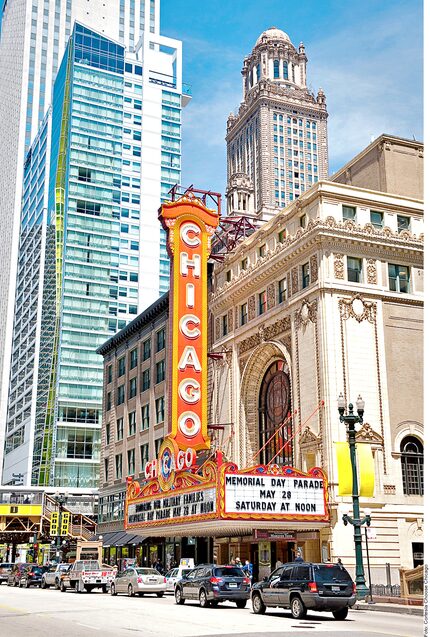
[334,254,344,279]
[294,299,318,329]
[366,258,377,284]
[267,283,276,309]
[310,254,318,283]
[291,267,298,294]
[248,294,256,320]
[339,294,376,324]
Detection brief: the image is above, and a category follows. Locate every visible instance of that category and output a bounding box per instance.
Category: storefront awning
[113,532,147,547]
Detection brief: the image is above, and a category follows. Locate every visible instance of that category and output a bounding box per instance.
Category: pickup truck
[60,560,115,593]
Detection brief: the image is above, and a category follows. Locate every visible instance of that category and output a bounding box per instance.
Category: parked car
[0,563,14,584]
[41,563,70,589]
[19,564,47,588]
[60,560,115,593]
[7,563,33,587]
[174,564,250,608]
[110,567,166,597]
[251,562,356,620]
[165,567,193,593]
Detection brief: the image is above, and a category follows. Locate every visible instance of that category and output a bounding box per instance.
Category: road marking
[76,622,101,631]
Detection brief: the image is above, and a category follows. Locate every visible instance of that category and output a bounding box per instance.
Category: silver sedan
[110,567,166,597]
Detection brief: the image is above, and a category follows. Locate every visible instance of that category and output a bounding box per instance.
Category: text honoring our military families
[224,474,326,516]
[127,487,216,525]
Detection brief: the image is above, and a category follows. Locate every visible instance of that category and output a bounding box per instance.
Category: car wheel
[138,593,144,597]
[236,599,247,609]
[18,579,23,588]
[175,587,185,605]
[156,592,164,598]
[332,607,349,620]
[199,589,209,608]
[128,584,135,597]
[54,579,60,590]
[110,584,117,596]
[290,596,307,619]
[26,579,30,588]
[41,579,47,589]
[85,585,92,593]
[252,593,266,615]
[60,581,66,592]
[14,578,19,587]
[101,585,107,594]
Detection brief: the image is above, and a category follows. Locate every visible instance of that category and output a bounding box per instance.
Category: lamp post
[53,490,69,562]
[337,393,371,600]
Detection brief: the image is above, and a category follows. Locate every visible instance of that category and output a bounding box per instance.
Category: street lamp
[338,393,370,600]
[53,490,69,562]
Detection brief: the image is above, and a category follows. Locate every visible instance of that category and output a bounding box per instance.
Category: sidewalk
[355,601,423,616]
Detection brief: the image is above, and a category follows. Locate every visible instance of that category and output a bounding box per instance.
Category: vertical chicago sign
[159,196,220,451]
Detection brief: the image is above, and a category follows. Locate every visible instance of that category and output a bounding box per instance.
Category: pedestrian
[243,559,253,581]
[155,558,164,574]
[337,558,343,565]
[294,551,304,563]
[235,556,242,568]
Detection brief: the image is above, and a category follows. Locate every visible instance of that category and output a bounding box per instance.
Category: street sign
[60,511,70,536]
[366,526,377,540]
[50,511,59,536]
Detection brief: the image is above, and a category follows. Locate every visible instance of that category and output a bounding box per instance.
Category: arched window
[256,64,261,81]
[258,361,293,465]
[273,59,280,79]
[283,61,288,79]
[401,436,424,495]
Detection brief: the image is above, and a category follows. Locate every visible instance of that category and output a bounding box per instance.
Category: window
[156,397,165,423]
[302,262,310,289]
[388,264,410,293]
[116,417,124,441]
[397,215,410,232]
[106,392,112,411]
[156,329,165,352]
[273,59,280,79]
[115,454,123,480]
[283,60,288,79]
[141,404,149,430]
[240,303,248,326]
[141,368,150,391]
[142,339,151,361]
[156,359,165,384]
[104,457,109,482]
[155,438,163,456]
[127,449,135,475]
[401,436,423,495]
[117,384,125,405]
[118,357,125,377]
[347,257,362,283]
[295,565,311,580]
[226,269,232,283]
[259,291,267,315]
[278,278,287,303]
[370,210,384,229]
[342,205,356,222]
[278,229,286,243]
[259,361,292,465]
[259,244,266,257]
[241,257,248,270]
[129,348,138,370]
[78,167,92,182]
[128,411,136,436]
[300,214,307,228]
[129,377,137,399]
[140,443,149,470]
[107,365,112,384]
[222,314,228,337]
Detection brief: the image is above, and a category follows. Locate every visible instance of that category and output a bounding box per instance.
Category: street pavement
[0,584,424,637]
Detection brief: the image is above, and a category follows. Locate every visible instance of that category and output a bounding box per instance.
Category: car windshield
[314,565,351,583]
[59,564,70,571]
[214,567,244,578]
[136,568,159,576]
[31,567,43,574]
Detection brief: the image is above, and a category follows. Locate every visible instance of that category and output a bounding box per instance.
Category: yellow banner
[358,443,375,497]
[50,511,59,536]
[336,442,353,495]
[0,504,42,517]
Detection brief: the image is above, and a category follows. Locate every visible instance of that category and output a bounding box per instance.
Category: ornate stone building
[226,27,328,223]
[209,136,424,583]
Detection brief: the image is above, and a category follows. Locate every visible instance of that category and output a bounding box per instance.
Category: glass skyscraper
[3,20,188,487]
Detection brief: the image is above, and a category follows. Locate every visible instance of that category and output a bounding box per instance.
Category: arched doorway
[258,361,293,465]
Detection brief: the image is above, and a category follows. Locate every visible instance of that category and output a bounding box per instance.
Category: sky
[160,0,423,204]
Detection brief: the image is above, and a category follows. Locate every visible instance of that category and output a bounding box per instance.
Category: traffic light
[50,511,59,536]
[60,511,70,536]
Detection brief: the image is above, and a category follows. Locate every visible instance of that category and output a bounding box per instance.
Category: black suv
[251,562,356,620]
[175,564,251,608]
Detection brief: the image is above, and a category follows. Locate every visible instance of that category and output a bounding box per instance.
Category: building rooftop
[255,27,291,46]
[97,292,169,356]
